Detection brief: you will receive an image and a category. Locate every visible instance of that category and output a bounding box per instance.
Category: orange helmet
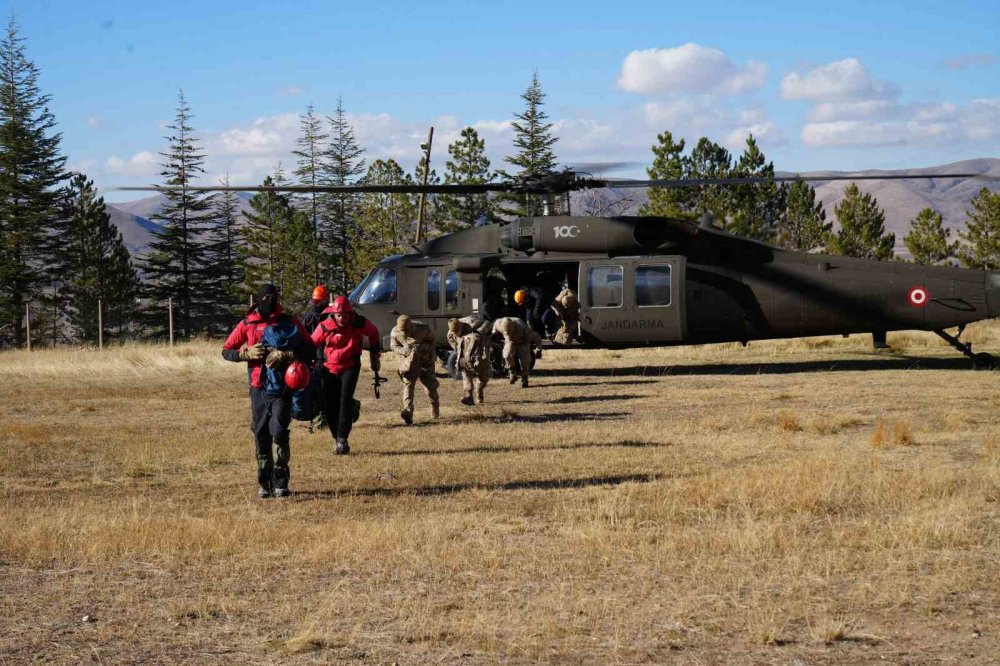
[311,285,329,302]
[514,289,527,305]
[331,295,354,314]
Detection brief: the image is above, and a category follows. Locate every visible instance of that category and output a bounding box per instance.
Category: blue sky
[8,0,999,200]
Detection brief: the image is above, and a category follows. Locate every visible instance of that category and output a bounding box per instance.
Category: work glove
[265,349,294,369]
[371,356,381,373]
[240,342,266,362]
[398,346,412,358]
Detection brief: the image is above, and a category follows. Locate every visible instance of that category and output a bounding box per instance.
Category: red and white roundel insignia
[908,287,929,306]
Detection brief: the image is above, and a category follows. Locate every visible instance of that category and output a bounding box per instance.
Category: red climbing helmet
[330,295,354,314]
[284,360,311,391]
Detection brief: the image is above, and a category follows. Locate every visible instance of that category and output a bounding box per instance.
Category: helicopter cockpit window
[445,271,459,311]
[587,265,623,308]
[427,270,441,311]
[356,268,397,304]
[636,265,671,306]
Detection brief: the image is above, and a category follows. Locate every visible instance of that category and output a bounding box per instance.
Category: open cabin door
[578,256,686,345]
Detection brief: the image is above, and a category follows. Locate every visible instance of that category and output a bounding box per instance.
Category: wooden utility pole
[98,299,103,350]
[168,298,174,347]
[415,126,434,244]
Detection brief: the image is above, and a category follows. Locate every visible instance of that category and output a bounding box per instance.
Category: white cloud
[781,58,898,102]
[942,54,998,70]
[104,151,160,177]
[212,113,298,156]
[275,85,303,97]
[807,100,898,122]
[85,115,103,128]
[725,122,785,149]
[617,43,766,96]
[800,98,1000,147]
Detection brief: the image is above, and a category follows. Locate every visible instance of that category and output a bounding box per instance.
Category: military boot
[508,374,518,385]
[476,387,485,404]
[521,375,529,388]
[400,409,414,426]
[273,487,290,498]
[335,438,350,455]
[431,402,440,419]
[258,484,272,499]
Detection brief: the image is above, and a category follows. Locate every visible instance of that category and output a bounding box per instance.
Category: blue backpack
[261,317,303,397]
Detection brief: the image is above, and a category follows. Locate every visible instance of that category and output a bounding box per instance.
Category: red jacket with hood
[311,308,381,375]
[222,305,314,389]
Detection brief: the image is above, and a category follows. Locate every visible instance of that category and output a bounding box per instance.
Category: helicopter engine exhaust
[499,216,688,255]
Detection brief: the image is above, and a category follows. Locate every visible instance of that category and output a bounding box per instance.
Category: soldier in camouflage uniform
[448,316,493,405]
[550,286,581,345]
[390,315,440,425]
[492,316,542,388]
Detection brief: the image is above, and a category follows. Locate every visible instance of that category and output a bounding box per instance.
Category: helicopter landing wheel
[972,352,996,370]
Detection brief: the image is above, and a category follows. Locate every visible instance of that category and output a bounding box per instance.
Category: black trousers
[250,387,292,490]
[321,365,360,440]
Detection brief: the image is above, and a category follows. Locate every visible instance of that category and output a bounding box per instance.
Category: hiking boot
[258,485,273,499]
[273,487,290,498]
[335,438,350,455]
[431,404,440,419]
[460,395,474,406]
[521,376,529,388]
[400,409,413,426]
[508,374,518,385]
[476,390,485,404]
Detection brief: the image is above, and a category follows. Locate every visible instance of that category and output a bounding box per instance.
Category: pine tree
[322,98,366,292]
[687,137,732,223]
[0,18,67,346]
[828,183,894,260]
[57,173,139,343]
[638,131,693,218]
[203,174,245,326]
[353,159,414,283]
[138,91,213,338]
[958,187,1000,270]
[499,72,559,218]
[779,180,831,251]
[241,175,290,289]
[728,135,785,242]
[293,103,327,281]
[903,208,957,265]
[438,127,497,233]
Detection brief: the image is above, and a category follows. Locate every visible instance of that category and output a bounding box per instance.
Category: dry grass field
[2,322,999,664]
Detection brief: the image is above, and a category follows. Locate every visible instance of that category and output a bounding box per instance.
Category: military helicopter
[122,169,1000,369]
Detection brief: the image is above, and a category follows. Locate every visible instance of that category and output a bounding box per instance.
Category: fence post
[25,302,31,352]
[168,297,174,347]
[98,298,103,350]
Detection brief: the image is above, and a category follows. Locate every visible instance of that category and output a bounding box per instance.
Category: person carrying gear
[222,283,315,499]
[550,286,581,345]
[311,295,381,455]
[301,284,330,334]
[448,317,493,405]
[390,315,440,425]
[527,271,559,337]
[492,316,542,388]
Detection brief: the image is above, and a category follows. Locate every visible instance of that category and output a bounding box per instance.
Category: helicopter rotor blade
[608,172,995,188]
[115,182,513,195]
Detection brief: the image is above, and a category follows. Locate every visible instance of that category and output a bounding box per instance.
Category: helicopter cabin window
[587,265,623,308]
[635,264,671,306]
[427,270,441,311]
[445,271,459,311]
[356,267,397,304]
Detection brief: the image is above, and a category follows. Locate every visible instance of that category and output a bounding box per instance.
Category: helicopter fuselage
[349,216,1000,354]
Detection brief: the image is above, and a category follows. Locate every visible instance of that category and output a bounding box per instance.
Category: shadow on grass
[363,438,669,458]
[384,411,631,429]
[533,379,659,388]
[550,394,644,404]
[532,355,978,377]
[294,472,661,500]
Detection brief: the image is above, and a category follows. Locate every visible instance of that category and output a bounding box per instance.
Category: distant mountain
[107,193,254,258]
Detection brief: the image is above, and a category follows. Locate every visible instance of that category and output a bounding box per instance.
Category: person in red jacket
[311,295,381,455]
[222,283,314,498]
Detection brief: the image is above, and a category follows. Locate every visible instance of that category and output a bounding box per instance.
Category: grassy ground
[1,323,998,664]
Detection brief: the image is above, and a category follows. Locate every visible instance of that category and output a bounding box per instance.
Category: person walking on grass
[390,315,440,425]
[311,296,381,454]
[222,283,315,499]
